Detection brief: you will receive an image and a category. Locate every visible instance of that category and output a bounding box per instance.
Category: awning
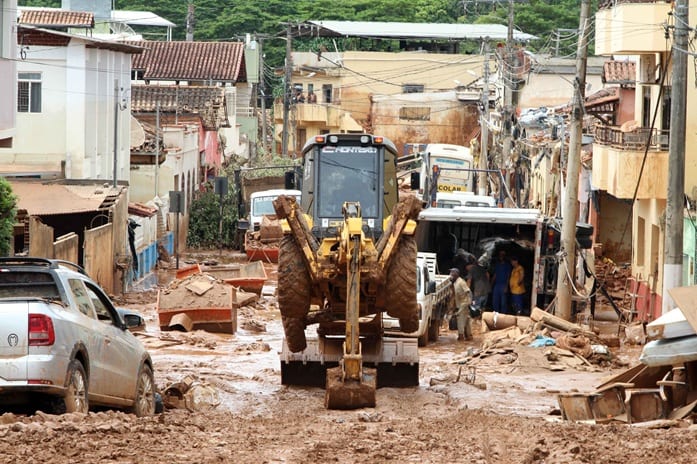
[10,181,118,216]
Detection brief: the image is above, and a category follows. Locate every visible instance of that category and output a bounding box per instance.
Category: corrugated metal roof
[304,20,537,41]
[10,182,117,216]
[130,85,229,130]
[129,40,246,83]
[19,8,94,28]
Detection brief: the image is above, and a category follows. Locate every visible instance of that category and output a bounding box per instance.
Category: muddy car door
[84,282,140,401]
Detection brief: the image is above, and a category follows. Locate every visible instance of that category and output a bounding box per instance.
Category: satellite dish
[620,120,639,133]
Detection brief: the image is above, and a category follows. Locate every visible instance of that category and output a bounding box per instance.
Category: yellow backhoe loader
[273,133,421,409]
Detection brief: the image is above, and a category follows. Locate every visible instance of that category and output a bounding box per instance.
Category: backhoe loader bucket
[325,366,376,409]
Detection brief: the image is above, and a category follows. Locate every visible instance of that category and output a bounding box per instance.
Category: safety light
[315,135,326,143]
[360,135,370,144]
[373,136,384,144]
[328,135,339,144]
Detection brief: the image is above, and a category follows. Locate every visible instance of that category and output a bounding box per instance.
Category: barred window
[17,72,42,113]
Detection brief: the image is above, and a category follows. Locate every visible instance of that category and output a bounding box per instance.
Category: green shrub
[0,178,17,257]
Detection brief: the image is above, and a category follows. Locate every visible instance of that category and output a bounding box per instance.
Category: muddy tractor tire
[282,316,307,353]
[277,235,311,319]
[385,235,419,333]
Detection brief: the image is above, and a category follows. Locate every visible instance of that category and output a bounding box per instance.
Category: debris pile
[558,285,697,426]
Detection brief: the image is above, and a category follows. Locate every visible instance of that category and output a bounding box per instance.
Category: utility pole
[155,100,160,199]
[555,0,591,321]
[500,0,515,174]
[113,79,119,189]
[259,38,268,157]
[478,41,490,196]
[663,0,689,313]
[281,23,292,158]
[186,2,194,42]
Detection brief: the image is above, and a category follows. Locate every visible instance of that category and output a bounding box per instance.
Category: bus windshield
[432,155,472,193]
[317,146,380,218]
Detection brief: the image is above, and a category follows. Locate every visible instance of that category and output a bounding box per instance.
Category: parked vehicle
[0,258,156,416]
[384,252,453,346]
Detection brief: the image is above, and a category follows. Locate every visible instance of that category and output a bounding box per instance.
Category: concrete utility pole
[555,0,591,321]
[500,0,515,173]
[113,79,119,189]
[281,24,293,158]
[478,41,490,196]
[662,0,689,313]
[259,38,268,157]
[186,2,194,42]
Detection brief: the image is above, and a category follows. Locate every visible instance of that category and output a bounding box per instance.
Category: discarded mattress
[640,335,697,367]
[646,308,696,340]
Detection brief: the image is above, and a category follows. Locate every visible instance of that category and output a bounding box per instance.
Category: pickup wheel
[278,236,311,319]
[418,318,429,347]
[385,235,419,333]
[60,360,89,414]
[428,316,440,342]
[130,364,156,417]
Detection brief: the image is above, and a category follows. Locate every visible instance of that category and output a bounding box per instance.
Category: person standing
[509,256,526,315]
[490,250,512,314]
[449,268,472,341]
[466,257,490,314]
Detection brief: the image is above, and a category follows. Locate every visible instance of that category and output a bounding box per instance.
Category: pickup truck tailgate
[0,301,29,382]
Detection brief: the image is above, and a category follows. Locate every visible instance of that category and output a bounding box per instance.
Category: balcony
[273,102,340,128]
[595,1,672,55]
[592,125,668,199]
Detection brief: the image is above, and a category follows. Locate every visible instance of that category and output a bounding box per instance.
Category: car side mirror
[426,280,436,295]
[123,314,145,331]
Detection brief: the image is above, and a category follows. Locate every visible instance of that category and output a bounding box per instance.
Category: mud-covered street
[2,256,697,464]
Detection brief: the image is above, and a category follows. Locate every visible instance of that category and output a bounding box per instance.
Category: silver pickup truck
[0,258,155,416]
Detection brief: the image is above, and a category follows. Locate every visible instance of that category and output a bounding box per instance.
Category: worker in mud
[490,250,512,314]
[449,268,473,341]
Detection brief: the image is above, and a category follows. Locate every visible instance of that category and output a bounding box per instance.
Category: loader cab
[300,133,399,237]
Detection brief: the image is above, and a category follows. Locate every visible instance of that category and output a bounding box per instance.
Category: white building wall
[0,35,132,182]
[0,0,17,142]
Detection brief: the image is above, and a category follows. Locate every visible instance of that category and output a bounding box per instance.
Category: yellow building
[274,50,485,157]
[594,0,697,320]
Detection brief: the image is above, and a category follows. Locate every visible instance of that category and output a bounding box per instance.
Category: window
[17,72,42,113]
[399,107,431,121]
[402,84,424,93]
[322,84,332,103]
[68,279,96,319]
[85,283,114,324]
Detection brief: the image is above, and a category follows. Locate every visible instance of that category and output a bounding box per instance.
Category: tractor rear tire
[282,316,307,353]
[385,235,419,333]
[277,235,311,319]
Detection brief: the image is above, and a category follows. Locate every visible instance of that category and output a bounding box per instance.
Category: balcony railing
[594,125,669,151]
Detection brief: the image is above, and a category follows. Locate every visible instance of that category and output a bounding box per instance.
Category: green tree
[0,178,17,257]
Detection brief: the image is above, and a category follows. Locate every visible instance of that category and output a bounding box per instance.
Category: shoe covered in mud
[457,334,465,341]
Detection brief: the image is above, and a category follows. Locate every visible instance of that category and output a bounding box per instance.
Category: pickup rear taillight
[28,314,55,346]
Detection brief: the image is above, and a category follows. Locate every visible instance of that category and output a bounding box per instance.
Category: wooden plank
[668,286,697,335]
[530,307,594,337]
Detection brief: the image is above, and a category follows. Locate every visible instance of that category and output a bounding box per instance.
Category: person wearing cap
[449,267,473,341]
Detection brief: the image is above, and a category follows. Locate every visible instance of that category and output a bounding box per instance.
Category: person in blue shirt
[490,250,512,314]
